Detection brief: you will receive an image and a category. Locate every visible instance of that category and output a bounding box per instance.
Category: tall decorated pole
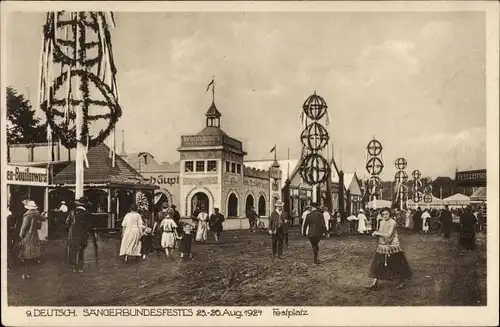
[411,170,423,209]
[365,138,384,210]
[39,12,122,199]
[298,92,331,209]
[394,158,408,210]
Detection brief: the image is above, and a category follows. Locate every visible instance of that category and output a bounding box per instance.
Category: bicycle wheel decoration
[365,138,384,203]
[298,92,331,186]
[39,11,122,149]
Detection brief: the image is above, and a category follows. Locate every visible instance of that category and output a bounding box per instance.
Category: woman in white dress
[357,209,368,234]
[160,208,178,258]
[421,209,431,234]
[195,207,209,243]
[120,204,144,262]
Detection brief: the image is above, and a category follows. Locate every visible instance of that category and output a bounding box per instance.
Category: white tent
[443,193,470,206]
[366,199,392,209]
[407,195,444,209]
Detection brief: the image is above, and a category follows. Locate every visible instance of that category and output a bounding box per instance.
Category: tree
[6,86,46,144]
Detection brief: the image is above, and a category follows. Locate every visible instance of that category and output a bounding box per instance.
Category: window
[236,164,241,174]
[231,162,236,173]
[226,161,230,172]
[207,160,217,172]
[195,161,205,172]
[185,161,193,172]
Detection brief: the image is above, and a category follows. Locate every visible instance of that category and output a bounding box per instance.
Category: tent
[470,187,487,203]
[366,199,392,209]
[407,195,444,209]
[443,193,470,206]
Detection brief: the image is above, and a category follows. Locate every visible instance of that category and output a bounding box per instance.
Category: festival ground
[8,227,486,306]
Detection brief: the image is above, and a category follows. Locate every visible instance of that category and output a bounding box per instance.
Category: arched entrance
[245,194,254,211]
[227,193,238,217]
[191,192,209,216]
[258,195,266,216]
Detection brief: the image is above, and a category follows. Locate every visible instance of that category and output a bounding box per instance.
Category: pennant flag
[206,79,214,92]
[270,145,276,153]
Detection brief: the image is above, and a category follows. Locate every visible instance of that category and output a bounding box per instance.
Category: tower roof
[205,101,222,118]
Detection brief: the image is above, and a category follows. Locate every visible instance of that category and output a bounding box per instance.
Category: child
[140,224,153,259]
[178,221,195,260]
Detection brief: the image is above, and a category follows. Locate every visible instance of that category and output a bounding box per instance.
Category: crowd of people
[6,195,483,288]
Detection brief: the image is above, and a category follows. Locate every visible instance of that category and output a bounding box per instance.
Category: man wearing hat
[209,207,225,244]
[268,200,287,259]
[302,202,326,264]
[66,196,94,272]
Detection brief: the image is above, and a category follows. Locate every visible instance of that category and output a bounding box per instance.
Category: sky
[5,11,487,180]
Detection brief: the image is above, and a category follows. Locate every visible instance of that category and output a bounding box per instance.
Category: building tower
[177,98,247,218]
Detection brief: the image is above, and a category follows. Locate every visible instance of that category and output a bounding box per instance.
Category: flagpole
[212,76,215,103]
[287,148,290,180]
[274,145,277,162]
[75,12,84,199]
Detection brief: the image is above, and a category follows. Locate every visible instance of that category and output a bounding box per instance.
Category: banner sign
[455,169,486,186]
[6,165,48,186]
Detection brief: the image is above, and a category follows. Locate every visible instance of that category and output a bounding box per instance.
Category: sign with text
[455,169,487,186]
[6,165,48,186]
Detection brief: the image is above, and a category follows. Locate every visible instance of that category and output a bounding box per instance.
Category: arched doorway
[227,193,238,217]
[258,195,266,216]
[191,192,209,216]
[245,194,254,212]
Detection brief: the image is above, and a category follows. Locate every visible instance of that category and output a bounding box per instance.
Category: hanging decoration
[39,11,122,150]
[394,157,408,210]
[423,184,433,203]
[365,138,384,204]
[298,92,330,185]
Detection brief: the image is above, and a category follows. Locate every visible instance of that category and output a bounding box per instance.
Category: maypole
[298,92,331,207]
[39,12,122,199]
[365,138,384,209]
[411,170,423,209]
[394,158,408,211]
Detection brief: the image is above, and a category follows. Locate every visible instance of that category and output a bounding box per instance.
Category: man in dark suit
[268,200,287,259]
[302,202,326,264]
[440,205,453,239]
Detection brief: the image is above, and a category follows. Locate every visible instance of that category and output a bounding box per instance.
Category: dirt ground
[7,227,486,306]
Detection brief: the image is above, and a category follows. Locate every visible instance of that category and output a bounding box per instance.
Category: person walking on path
[209,207,225,244]
[413,207,423,232]
[268,200,287,259]
[421,209,431,234]
[195,207,209,243]
[160,208,179,258]
[171,204,182,249]
[459,205,478,252]
[367,207,412,290]
[357,209,368,235]
[178,221,195,260]
[18,200,44,279]
[302,202,326,264]
[440,205,453,239]
[66,197,95,273]
[247,206,258,232]
[119,204,144,262]
[323,207,331,238]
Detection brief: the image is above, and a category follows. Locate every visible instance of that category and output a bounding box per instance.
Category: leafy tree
[6,86,47,144]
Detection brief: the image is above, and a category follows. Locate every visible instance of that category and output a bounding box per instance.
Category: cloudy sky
[6,11,486,180]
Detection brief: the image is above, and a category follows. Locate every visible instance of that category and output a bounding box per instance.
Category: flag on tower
[270,145,276,153]
[206,78,214,92]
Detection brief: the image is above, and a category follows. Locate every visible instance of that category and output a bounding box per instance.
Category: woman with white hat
[18,200,44,279]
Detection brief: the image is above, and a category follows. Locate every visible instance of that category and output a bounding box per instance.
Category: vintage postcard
[1,1,498,326]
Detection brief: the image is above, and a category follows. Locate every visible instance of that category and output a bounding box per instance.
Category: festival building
[123,99,365,228]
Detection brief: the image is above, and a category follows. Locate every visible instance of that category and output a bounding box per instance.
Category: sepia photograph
[1,1,498,326]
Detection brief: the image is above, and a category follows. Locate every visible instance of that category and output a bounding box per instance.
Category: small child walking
[140,225,153,259]
[178,222,195,260]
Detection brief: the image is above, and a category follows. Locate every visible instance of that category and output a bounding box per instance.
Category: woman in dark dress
[367,207,412,290]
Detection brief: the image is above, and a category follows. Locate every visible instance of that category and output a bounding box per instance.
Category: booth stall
[443,193,470,209]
